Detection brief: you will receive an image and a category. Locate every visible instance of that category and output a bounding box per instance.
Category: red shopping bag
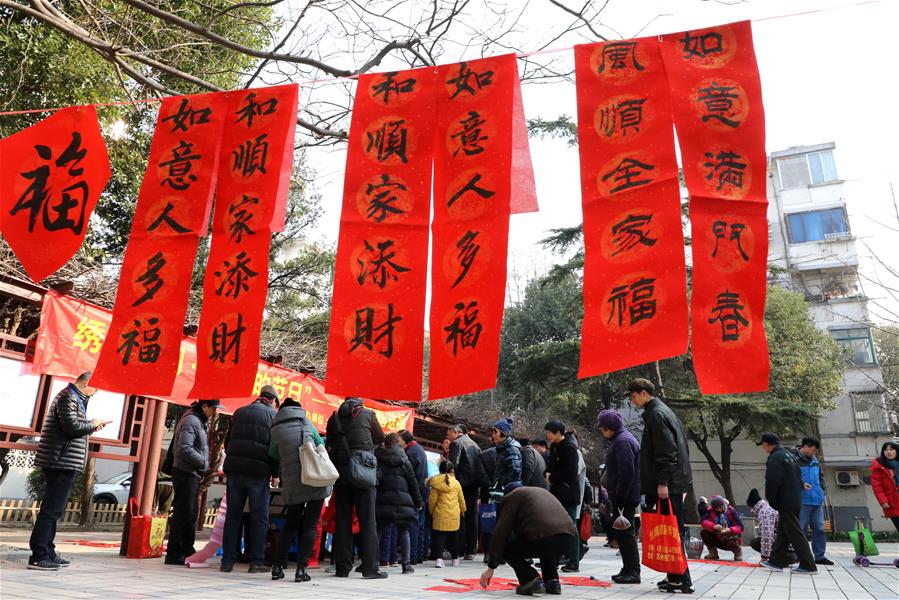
[640,499,687,575]
[126,498,167,559]
[579,510,593,542]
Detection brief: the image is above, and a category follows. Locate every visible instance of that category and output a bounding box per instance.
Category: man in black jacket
[758,432,817,574]
[628,378,694,594]
[221,386,278,573]
[447,424,481,559]
[399,429,429,564]
[29,372,109,571]
[520,439,548,490]
[544,420,581,573]
[165,399,219,566]
[326,396,386,579]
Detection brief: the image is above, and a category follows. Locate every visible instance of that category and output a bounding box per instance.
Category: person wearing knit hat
[489,418,522,498]
[597,409,641,584]
[699,495,744,561]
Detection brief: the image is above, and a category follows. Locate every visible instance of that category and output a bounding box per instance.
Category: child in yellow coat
[427,460,467,568]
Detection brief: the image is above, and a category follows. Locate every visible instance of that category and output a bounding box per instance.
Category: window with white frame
[777,150,838,189]
[831,327,877,367]
[786,207,849,243]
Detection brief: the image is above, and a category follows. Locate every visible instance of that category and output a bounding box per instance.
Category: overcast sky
[303,0,899,325]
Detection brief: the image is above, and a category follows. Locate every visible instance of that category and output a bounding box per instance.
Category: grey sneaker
[760,560,783,571]
[27,559,60,571]
[792,566,817,575]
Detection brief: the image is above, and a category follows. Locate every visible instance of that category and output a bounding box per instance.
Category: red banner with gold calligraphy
[0,106,111,282]
[325,68,438,401]
[661,21,770,393]
[91,93,227,395]
[190,85,298,398]
[428,55,517,400]
[574,38,689,378]
[32,291,414,431]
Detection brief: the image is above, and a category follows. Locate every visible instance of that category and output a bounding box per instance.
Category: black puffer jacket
[765,445,803,511]
[173,406,209,478]
[478,447,498,503]
[326,398,385,475]
[375,445,423,524]
[547,435,580,507]
[448,433,481,487]
[521,444,548,489]
[639,397,693,495]
[35,385,94,472]
[223,398,277,477]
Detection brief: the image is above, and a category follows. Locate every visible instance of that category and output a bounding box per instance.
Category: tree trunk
[79,456,96,526]
[719,439,735,503]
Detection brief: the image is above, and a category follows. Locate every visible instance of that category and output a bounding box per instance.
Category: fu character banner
[573,37,689,378]
[0,106,111,282]
[91,93,228,395]
[661,21,770,393]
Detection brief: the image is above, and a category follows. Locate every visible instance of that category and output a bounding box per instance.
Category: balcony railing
[851,393,893,434]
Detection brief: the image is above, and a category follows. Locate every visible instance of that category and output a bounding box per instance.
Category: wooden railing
[0,498,217,526]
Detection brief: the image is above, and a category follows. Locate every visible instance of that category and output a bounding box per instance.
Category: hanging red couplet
[0,106,111,282]
[429,54,519,400]
[661,21,770,393]
[190,84,298,398]
[573,37,689,378]
[91,93,227,395]
[325,68,438,401]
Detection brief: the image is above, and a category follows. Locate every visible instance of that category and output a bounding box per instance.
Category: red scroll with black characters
[661,21,770,393]
[92,93,227,395]
[0,106,111,282]
[190,84,298,398]
[429,55,517,400]
[325,69,438,401]
[574,38,689,378]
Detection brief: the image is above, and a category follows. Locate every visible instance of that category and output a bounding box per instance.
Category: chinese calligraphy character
[364,174,407,223]
[161,98,212,133]
[598,98,646,138]
[709,290,749,341]
[597,41,645,73]
[228,194,258,243]
[356,239,410,289]
[133,252,165,307]
[117,317,161,365]
[697,82,740,128]
[12,132,90,234]
[147,202,190,234]
[601,158,655,194]
[703,150,746,192]
[235,92,277,127]
[72,317,106,353]
[452,230,480,288]
[447,173,495,208]
[349,305,402,358]
[209,314,247,364]
[680,30,723,59]
[371,71,416,104]
[450,111,488,157]
[446,62,494,99]
[711,221,750,261]
[607,277,657,327]
[611,214,657,256]
[444,301,483,356]
[232,134,269,177]
[159,140,201,190]
[366,120,408,163]
[215,251,258,299]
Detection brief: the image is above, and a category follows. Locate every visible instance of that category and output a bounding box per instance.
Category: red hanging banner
[190,84,298,398]
[325,68,438,401]
[428,55,518,400]
[0,106,111,282]
[660,21,770,393]
[574,38,689,378]
[91,93,227,395]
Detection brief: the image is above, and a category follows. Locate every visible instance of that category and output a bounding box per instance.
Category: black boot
[295,566,311,582]
[271,564,285,580]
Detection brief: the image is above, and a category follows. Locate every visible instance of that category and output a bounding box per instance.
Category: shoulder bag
[333,410,377,489]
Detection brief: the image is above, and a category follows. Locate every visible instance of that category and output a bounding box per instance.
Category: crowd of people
[24,372,899,596]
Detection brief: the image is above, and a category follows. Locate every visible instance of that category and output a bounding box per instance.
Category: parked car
[92,472,132,505]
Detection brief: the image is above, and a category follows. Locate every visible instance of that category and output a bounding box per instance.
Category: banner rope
[0,0,879,118]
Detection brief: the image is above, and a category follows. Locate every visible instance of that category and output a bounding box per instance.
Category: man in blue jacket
[399,430,429,564]
[794,437,833,566]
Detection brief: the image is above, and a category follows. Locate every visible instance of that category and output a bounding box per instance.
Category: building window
[786,207,849,243]
[777,150,838,189]
[831,327,877,367]
[851,392,892,434]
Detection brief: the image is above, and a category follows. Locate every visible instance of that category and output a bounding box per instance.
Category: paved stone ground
[1,528,897,599]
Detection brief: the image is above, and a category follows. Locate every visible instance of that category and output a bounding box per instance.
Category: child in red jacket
[870,441,899,534]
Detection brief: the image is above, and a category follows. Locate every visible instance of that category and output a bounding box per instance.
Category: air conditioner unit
[824,231,851,241]
[835,470,860,487]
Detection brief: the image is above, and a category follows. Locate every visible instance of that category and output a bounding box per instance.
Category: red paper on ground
[325,68,438,401]
[191,84,298,398]
[661,21,770,393]
[428,55,517,399]
[0,105,111,282]
[91,93,227,395]
[574,37,689,379]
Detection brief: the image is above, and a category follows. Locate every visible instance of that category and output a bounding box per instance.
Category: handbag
[299,426,340,487]
[126,498,167,559]
[479,502,498,534]
[333,409,377,489]
[848,519,879,557]
[580,508,594,542]
[640,498,688,575]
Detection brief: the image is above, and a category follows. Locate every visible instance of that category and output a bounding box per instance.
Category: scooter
[851,525,899,569]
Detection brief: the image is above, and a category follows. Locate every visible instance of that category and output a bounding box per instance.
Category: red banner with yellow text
[661,21,770,393]
[574,38,689,378]
[325,68,438,401]
[91,93,227,395]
